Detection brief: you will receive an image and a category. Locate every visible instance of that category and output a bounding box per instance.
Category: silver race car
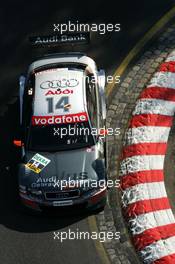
[15,48,107,212]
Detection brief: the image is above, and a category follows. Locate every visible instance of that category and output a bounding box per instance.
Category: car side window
[22,74,35,141]
[86,73,98,129]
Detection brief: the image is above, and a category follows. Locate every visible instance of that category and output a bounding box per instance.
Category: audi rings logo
[40,79,79,89]
[55,193,70,199]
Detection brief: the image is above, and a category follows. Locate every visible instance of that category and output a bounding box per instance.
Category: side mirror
[19,75,26,125]
[13,140,24,147]
[98,69,106,92]
[13,126,24,147]
[98,69,106,121]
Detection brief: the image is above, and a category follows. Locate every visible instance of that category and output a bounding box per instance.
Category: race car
[14,51,107,212]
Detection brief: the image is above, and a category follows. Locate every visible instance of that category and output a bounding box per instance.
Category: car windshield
[28,122,95,151]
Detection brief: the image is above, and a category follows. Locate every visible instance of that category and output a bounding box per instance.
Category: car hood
[18,147,105,190]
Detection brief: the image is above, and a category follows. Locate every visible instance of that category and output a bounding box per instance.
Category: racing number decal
[25,153,51,174]
[46,96,70,113]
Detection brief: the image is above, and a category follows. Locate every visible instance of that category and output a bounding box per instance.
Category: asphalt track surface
[0,1,175,264]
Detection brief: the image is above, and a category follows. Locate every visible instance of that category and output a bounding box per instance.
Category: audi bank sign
[29,33,90,46]
[40,79,79,89]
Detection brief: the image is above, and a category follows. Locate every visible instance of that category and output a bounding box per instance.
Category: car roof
[30,53,98,126]
[33,67,87,118]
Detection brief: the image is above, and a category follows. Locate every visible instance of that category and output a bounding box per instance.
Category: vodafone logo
[32,112,88,125]
[40,79,79,89]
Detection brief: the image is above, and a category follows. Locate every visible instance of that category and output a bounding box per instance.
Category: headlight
[28,189,42,195]
[19,185,27,194]
[83,187,106,198]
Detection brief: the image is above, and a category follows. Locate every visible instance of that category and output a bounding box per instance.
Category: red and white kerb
[120,51,175,264]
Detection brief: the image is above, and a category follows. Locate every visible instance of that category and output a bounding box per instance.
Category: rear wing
[29,32,90,47]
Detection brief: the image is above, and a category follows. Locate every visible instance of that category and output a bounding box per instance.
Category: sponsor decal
[45,89,74,96]
[31,176,57,188]
[32,112,88,126]
[31,172,89,188]
[29,33,90,46]
[40,79,79,89]
[64,104,71,110]
[25,153,51,173]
